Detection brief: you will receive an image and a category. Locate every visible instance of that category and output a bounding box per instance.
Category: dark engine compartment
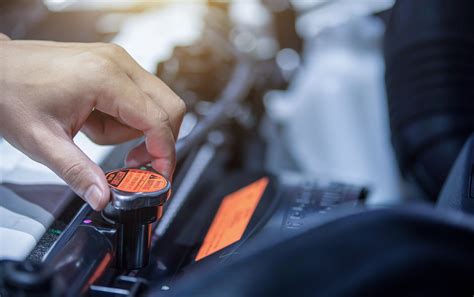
[1,0,474,296]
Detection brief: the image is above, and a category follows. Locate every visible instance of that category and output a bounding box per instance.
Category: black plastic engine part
[437,133,474,214]
[384,0,474,199]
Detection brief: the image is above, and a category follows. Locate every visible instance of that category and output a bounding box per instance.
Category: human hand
[0,37,185,210]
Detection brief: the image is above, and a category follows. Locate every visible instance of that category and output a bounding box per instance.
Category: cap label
[106,169,168,193]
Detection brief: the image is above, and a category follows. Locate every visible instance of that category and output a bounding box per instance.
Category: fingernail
[84,184,102,210]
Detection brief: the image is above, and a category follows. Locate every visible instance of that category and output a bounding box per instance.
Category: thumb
[35,132,110,210]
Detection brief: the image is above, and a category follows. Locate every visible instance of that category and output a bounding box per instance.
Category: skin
[0,33,186,210]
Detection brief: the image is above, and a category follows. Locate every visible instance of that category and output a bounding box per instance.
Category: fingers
[125,140,176,180]
[125,142,152,168]
[124,126,176,179]
[94,43,186,139]
[144,123,176,179]
[94,72,177,179]
[32,128,110,210]
[82,111,143,145]
[129,70,186,139]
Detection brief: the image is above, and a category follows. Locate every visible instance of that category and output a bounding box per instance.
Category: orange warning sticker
[195,177,269,261]
[105,169,168,193]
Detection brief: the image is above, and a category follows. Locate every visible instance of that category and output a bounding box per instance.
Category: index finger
[94,71,176,177]
[94,43,186,138]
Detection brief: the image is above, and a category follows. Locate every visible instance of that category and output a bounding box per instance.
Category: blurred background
[1,0,405,207]
[4,3,474,294]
